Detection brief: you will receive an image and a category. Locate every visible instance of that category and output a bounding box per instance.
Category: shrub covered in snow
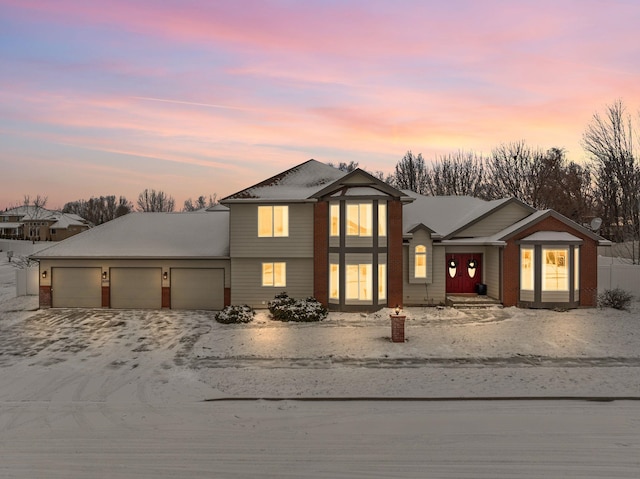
[598,288,633,311]
[268,292,328,322]
[215,305,255,324]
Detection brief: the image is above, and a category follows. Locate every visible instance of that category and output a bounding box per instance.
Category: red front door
[446,254,482,294]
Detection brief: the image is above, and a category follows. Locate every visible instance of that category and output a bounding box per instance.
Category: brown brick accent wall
[162,286,171,309]
[387,199,403,308]
[313,202,329,306]
[224,287,231,307]
[39,285,51,308]
[505,215,599,307]
[101,286,110,308]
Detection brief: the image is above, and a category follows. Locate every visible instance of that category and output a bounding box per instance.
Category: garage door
[170,268,225,310]
[110,268,162,309]
[52,267,102,308]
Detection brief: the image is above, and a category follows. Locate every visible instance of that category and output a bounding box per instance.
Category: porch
[445,294,502,309]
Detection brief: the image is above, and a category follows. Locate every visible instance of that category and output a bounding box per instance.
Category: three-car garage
[48,265,227,310]
[34,210,232,311]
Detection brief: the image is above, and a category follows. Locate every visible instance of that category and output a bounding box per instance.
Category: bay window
[520,246,534,290]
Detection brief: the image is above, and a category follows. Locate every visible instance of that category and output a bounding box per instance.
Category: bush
[268,292,328,322]
[215,305,255,324]
[598,288,633,311]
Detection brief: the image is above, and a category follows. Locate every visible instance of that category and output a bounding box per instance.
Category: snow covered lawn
[1,257,639,478]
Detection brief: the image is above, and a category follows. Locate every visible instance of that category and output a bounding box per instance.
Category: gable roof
[497,209,610,244]
[402,192,527,238]
[311,168,410,200]
[221,159,348,203]
[32,211,230,259]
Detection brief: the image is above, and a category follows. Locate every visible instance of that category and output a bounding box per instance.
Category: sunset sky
[1,0,639,210]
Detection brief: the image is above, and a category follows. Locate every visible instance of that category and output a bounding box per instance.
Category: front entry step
[446,295,502,309]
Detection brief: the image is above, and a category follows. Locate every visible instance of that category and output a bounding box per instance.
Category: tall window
[574,246,580,291]
[258,206,288,237]
[378,263,386,300]
[262,262,286,287]
[330,264,340,299]
[378,203,387,237]
[346,264,372,300]
[346,203,372,237]
[521,247,534,290]
[542,248,569,291]
[415,245,427,278]
[330,203,340,237]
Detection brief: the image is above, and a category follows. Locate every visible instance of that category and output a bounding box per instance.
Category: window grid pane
[359,203,372,236]
[346,264,359,299]
[330,264,339,299]
[378,264,386,300]
[378,203,387,237]
[542,248,569,291]
[346,205,359,236]
[274,262,286,287]
[415,245,427,278]
[262,263,273,286]
[330,204,340,237]
[258,206,272,237]
[359,264,372,300]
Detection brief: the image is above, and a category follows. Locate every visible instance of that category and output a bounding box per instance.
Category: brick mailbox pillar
[390,314,406,343]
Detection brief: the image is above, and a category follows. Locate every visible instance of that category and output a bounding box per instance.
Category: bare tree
[582,100,639,259]
[425,151,488,198]
[136,189,175,212]
[183,194,219,212]
[392,151,429,194]
[327,161,359,172]
[63,195,133,225]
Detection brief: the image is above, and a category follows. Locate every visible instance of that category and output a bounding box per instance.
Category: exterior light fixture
[41,270,47,279]
[395,305,400,316]
[163,271,168,280]
[102,271,108,280]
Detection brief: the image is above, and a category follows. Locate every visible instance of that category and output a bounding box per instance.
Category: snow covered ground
[1,256,639,477]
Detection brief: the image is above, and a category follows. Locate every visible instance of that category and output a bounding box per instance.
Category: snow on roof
[222,159,347,202]
[402,192,513,237]
[33,211,229,258]
[50,213,90,229]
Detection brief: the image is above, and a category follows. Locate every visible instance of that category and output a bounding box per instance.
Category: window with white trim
[262,262,286,287]
[258,206,289,237]
[415,245,426,278]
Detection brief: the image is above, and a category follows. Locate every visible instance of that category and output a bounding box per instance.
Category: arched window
[415,245,427,278]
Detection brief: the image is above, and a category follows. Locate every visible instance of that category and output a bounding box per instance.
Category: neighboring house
[33,160,609,311]
[0,206,91,241]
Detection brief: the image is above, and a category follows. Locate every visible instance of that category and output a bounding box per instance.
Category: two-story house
[34,159,608,311]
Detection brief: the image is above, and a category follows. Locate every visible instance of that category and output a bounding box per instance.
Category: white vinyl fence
[598,256,640,297]
[16,266,39,296]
